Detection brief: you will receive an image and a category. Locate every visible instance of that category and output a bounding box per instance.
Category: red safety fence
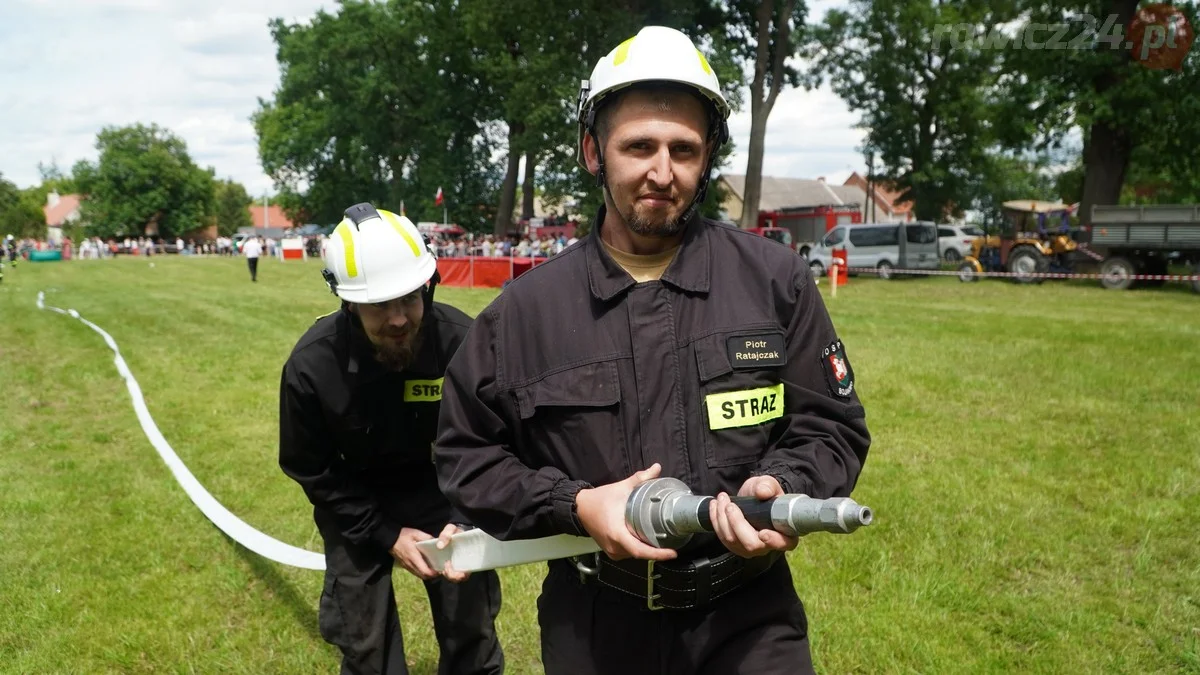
[437,256,550,288]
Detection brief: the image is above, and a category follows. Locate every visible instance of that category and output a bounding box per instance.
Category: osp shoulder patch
[726,333,786,369]
[822,339,855,398]
[705,383,785,430]
[404,378,444,402]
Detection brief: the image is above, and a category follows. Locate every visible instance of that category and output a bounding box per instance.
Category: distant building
[841,172,915,223]
[249,203,295,230]
[44,191,82,245]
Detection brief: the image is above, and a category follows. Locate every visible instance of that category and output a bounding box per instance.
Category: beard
[614,190,695,238]
[369,325,423,372]
[623,207,687,237]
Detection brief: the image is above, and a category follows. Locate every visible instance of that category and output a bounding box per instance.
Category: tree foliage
[810,0,1018,222]
[0,173,47,239]
[256,0,745,234]
[996,1,1200,222]
[72,123,216,239]
[215,179,253,236]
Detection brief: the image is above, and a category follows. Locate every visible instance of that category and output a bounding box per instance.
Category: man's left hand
[432,523,471,583]
[710,475,800,558]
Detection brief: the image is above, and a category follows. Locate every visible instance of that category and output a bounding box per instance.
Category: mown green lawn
[1,254,1196,674]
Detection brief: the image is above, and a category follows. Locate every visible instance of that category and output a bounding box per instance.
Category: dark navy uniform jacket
[279,302,472,551]
[435,207,871,548]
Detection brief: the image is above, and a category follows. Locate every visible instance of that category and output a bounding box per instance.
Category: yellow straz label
[404,378,444,402]
[704,383,784,430]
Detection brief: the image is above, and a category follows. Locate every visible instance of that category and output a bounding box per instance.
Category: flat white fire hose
[416,530,602,572]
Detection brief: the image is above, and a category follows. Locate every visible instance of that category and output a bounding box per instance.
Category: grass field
[1,254,1197,674]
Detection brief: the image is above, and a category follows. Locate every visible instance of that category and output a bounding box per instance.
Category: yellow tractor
[958,200,1079,283]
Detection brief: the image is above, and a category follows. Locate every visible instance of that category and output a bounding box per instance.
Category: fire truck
[747,204,862,257]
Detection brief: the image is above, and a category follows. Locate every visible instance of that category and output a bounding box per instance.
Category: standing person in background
[243,235,263,282]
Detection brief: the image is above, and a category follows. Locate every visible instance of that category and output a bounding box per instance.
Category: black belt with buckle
[567,549,782,611]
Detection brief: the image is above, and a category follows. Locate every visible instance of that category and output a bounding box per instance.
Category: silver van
[807,222,940,279]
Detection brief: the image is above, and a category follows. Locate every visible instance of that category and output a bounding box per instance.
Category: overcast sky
[0,0,866,197]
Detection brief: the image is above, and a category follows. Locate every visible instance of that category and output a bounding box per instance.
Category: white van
[807,222,940,279]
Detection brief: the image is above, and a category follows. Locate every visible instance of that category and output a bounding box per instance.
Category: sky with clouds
[0,0,866,198]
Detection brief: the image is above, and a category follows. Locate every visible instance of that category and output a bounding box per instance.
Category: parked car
[807,221,940,279]
[937,224,985,261]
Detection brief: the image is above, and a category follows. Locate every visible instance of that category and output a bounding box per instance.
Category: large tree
[996,1,1200,223]
[72,124,216,239]
[214,179,253,236]
[0,173,46,239]
[255,1,500,230]
[719,0,806,228]
[810,0,1018,222]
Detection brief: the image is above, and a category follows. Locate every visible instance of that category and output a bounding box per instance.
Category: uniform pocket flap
[514,361,621,419]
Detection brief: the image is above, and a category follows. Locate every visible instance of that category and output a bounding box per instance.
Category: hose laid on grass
[37,291,326,571]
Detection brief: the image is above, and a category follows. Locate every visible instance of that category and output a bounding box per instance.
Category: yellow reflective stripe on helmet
[612,37,635,66]
[335,223,358,278]
[381,211,421,258]
[696,49,713,75]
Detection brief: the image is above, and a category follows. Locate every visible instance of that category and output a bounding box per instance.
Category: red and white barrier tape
[840,267,1200,282]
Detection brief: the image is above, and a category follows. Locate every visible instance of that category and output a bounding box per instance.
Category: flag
[435,186,444,206]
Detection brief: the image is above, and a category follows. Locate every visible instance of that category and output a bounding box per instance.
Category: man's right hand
[574,463,678,562]
[390,527,440,580]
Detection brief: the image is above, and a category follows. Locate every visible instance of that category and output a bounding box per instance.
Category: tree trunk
[1077,0,1139,226]
[521,150,536,220]
[738,0,794,229]
[739,111,769,228]
[1079,120,1132,226]
[494,120,524,237]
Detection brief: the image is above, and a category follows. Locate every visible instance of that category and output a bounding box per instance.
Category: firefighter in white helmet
[280,203,504,675]
[436,26,870,675]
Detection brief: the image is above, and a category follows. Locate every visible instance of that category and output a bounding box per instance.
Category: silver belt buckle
[646,560,663,611]
[572,553,600,583]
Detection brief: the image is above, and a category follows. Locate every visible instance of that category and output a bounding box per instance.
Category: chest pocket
[694,330,786,467]
[511,360,630,484]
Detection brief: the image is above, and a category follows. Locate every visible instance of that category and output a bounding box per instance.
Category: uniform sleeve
[435,305,592,541]
[278,360,401,552]
[753,263,872,498]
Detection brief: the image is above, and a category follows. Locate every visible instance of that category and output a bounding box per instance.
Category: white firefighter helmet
[321,203,437,304]
[576,25,730,170]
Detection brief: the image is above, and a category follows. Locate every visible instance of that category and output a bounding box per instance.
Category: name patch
[726,334,786,369]
[822,339,855,398]
[705,383,785,430]
[404,378,444,402]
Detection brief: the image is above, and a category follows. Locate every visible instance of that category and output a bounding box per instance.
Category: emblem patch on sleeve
[822,339,855,398]
[726,333,786,369]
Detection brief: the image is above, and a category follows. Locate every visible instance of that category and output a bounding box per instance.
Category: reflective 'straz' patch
[822,339,854,398]
[726,333,786,369]
[404,377,444,402]
[705,383,785,430]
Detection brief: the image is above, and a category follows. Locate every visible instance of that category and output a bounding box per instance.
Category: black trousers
[247,257,259,281]
[538,556,813,675]
[315,508,505,675]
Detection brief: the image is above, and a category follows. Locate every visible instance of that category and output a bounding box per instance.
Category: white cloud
[0,0,868,198]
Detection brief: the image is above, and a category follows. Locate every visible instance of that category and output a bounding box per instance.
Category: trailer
[1088,204,1200,293]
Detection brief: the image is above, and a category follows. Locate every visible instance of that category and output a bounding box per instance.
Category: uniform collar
[585,204,711,302]
[342,305,441,386]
